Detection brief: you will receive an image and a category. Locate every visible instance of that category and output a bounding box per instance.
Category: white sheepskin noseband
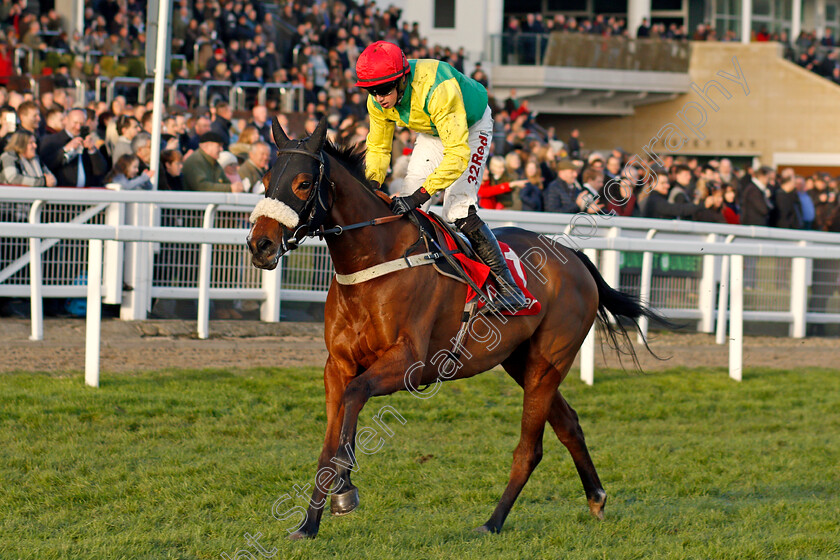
[249,198,300,229]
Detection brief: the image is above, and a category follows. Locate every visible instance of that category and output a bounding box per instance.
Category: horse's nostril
[257,237,273,254]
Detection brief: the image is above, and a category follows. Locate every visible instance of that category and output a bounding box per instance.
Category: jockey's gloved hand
[390,187,431,215]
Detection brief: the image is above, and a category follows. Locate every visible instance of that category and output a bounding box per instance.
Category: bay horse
[246,117,665,539]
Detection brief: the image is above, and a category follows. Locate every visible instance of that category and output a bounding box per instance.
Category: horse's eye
[301,182,311,188]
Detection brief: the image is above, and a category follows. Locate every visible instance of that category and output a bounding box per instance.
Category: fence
[487,32,691,72]
[2,186,840,385]
[92,77,305,112]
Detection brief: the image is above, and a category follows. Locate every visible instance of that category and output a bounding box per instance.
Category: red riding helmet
[354,41,410,88]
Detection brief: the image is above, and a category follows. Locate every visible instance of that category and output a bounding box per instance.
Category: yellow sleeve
[423,80,471,195]
[364,95,395,185]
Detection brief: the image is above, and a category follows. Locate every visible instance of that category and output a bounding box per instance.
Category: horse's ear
[271,116,290,148]
[304,118,328,153]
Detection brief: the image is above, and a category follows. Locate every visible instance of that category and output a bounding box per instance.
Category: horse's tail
[573,249,676,368]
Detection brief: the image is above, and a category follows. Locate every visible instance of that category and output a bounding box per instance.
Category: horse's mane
[322,139,380,195]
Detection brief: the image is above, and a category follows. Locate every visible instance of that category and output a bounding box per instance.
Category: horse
[246,117,666,539]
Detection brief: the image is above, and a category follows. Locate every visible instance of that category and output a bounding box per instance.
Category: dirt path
[1,318,837,374]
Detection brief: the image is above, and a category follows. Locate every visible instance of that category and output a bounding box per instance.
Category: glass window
[827,3,838,23]
[546,0,588,10]
[594,0,627,12]
[652,0,683,10]
[434,0,456,28]
[716,16,741,34]
[717,0,741,17]
[754,0,772,15]
[774,0,791,21]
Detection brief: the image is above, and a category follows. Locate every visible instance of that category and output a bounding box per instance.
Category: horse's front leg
[290,357,354,540]
[330,341,420,515]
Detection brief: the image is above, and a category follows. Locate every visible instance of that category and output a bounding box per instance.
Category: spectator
[719,184,741,224]
[210,101,233,148]
[230,125,261,161]
[718,158,735,186]
[104,154,153,190]
[217,150,242,184]
[111,115,141,165]
[187,115,212,152]
[671,164,695,203]
[16,101,41,143]
[740,166,774,226]
[642,174,699,220]
[40,108,108,187]
[238,141,270,193]
[567,128,582,159]
[504,151,524,180]
[577,167,606,214]
[158,149,185,191]
[637,17,650,38]
[543,158,580,213]
[772,175,803,229]
[603,163,638,214]
[1,130,57,187]
[604,155,622,181]
[796,177,816,229]
[518,160,546,212]
[0,105,16,152]
[44,107,65,135]
[182,132,243,192]
[478,156,525,210]
[249,104,272,144]
[131,133,153,174]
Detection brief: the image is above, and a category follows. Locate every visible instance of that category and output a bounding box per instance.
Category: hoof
[288,530,316,541]
[475,523,499,534]
[330,486,359,516]
[588,489,607,520]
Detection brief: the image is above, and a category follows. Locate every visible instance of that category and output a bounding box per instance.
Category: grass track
[1,366,839,560]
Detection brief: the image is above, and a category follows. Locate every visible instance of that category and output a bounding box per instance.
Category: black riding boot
[461,223,529,313]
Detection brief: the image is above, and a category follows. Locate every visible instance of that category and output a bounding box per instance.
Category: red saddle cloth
[430,216,541,316]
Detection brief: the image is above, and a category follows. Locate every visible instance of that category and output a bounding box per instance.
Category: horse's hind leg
[478,357,560,534]
[548,392,607,520]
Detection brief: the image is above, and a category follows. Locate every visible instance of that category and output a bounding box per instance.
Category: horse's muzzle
[247,234,283,270]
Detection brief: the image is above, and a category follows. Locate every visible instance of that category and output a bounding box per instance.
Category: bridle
[267,144,404,253]
[271,144,335,252]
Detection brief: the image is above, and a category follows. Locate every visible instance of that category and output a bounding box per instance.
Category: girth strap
[335,251,442,285]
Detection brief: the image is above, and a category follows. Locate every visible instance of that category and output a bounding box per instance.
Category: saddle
[412,210,477,283]
[410,210,540,317]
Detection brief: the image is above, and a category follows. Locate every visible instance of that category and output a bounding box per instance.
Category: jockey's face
[373,88,398,109]
[368,81,399,109]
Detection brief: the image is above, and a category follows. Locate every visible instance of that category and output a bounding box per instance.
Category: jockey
[356,41,528,312]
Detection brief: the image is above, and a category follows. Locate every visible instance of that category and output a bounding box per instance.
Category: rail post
[637,229,656,343]
[102,187,124,305]
[28,201,44,341]
[729,254,744,381]
[198,204,218,339]
[698,233,718,333]
[261,266,282,322]
[85,239,103,388]
[580,248,597,385]
[715,235,736,345]
[789,241,808,338]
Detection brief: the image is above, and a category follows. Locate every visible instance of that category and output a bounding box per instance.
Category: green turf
[1,366,838,560]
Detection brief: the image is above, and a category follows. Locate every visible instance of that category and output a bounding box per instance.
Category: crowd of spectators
[473,119,840,233]
[789,28,840,84]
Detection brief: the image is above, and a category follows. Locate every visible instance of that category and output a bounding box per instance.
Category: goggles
[366,81,398,97]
